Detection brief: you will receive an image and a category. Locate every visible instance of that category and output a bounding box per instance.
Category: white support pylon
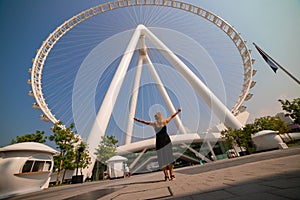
[125,43,144,145]
[87,25,143,170]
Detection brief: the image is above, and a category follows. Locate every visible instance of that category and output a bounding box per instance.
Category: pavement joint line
[109,186,172,200]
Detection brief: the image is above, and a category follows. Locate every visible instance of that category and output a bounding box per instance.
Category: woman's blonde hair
[155,112,164,123]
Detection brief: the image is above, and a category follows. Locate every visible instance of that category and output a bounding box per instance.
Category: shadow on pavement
[173,169,300,200]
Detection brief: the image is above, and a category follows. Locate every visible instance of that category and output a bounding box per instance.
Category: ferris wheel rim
[30,0,254,124]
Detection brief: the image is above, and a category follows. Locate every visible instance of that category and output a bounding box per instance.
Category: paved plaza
[7,146,300,200]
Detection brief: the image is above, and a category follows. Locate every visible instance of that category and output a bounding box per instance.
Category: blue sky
[0,0,299,147]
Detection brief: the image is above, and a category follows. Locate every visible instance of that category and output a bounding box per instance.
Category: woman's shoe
[164,176,170,181]
[170,175,176,181]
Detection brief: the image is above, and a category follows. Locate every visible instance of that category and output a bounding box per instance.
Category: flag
[253,43,300,85]
[253,43,279,73]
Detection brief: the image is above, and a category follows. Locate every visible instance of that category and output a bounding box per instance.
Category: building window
[32,161,45,172]
[44,161,52,171]
[21,155,52,173]
[22,160,34,173]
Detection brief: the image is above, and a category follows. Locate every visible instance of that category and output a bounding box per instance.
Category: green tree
[10,130,47,144]
[253,116,290,134]
[94,136,118,180]
[279,98,300,125]
[75,141,91,176]
[221,124,256,154]
[95,135,118,163]
[49,121,79,185]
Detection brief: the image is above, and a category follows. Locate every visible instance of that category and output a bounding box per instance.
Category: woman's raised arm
[166,108,182,123]
[134,117,153,125]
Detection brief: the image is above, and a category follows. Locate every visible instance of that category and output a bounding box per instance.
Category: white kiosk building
[0,142,58,199]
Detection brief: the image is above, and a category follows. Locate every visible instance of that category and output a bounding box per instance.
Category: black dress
[155,126,174,168]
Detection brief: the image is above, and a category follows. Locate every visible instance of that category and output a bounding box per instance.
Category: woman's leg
[168,164,175,180]
[162,166,169,181]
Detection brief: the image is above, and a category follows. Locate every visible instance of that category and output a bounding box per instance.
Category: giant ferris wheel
[28,0,255,162]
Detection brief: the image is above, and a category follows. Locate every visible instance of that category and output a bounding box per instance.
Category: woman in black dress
[134,108,182,181]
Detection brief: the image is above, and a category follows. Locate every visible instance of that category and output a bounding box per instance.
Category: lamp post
[72,146,84,184]
[75,146,84,176]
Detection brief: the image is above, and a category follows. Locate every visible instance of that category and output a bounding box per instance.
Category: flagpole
[253,43,300,85]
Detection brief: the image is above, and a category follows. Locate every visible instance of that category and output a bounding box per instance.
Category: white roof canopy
[0,142,58,155]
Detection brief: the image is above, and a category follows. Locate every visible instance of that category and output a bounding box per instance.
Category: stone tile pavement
[7,146,300,200]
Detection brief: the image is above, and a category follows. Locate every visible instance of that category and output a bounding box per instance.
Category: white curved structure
[117,132,220,154]
[0,142,58,199]
[252,130,288,151]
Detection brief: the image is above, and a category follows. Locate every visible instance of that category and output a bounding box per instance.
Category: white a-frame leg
[87,25,143,158]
